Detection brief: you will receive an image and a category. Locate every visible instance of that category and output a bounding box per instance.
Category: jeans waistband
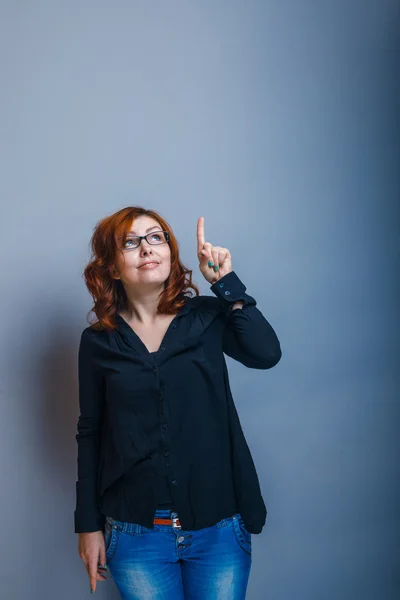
[154,509,176,517]
[106,509,181,534]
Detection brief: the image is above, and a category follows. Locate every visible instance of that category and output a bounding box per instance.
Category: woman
[75,206,282,599]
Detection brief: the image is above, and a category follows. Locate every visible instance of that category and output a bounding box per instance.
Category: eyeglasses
[119,230,170,250]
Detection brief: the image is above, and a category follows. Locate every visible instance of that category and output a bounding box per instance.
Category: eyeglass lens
[123,231,168,249]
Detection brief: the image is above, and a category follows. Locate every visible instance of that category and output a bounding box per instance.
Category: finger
[218,248,229,267]
[197,217,205,251]
[98,546,107,570]
[205,242,215,265]
[97,564,112,580]
[211,246,221,269]
[97,563,108,573]
[199,241,213,263]
[89,560,98,593]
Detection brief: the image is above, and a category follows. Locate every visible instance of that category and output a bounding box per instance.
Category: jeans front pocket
[104,516,121,562]
[232,513,252,556]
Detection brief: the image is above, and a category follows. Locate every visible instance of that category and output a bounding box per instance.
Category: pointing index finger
[197,216,205,250]
[89,559,98,593]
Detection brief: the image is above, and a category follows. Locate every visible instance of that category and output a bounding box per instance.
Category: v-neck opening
[116,311,180,356]
[115,294,199,355]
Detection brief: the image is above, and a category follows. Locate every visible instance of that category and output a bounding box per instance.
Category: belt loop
[170,511,182,530]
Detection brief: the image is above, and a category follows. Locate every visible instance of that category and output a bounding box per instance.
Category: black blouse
[74,270,282,534]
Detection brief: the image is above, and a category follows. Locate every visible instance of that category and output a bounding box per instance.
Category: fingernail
[103,563,108,569]
[90,590,94,594]
[208,261,214,267]
[214,265,219,271]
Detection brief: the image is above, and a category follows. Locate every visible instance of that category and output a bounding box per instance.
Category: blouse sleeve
[210,271,282,369]
[74,328,106,533]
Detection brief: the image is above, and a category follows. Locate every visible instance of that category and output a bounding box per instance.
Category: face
[112,215,171,290]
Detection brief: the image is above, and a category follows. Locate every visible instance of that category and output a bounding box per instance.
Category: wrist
[230,301,244,311]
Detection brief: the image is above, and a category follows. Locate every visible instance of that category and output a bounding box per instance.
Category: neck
[121,286,164,324]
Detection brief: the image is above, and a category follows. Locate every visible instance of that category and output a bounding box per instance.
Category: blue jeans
[104,508,252,599]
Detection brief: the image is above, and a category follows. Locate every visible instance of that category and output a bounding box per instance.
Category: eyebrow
[127,226,161,235]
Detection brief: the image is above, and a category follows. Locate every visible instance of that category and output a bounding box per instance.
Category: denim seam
[232,516,252,556]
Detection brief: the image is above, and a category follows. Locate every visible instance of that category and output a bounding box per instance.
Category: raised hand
[197,216,232,284]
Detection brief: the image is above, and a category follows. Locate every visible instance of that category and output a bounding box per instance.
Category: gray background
[0,1,399,599]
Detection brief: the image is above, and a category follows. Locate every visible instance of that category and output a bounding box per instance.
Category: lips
[139,261,160,269]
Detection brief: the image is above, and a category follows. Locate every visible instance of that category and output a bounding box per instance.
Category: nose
[139,238,154,254]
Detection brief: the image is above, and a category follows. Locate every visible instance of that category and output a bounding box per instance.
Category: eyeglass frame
[117,230,171,251]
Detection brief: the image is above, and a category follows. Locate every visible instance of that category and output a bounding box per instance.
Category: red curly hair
[82,206,200,331]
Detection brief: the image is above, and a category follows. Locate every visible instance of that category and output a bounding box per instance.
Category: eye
[149,232,167,243]
[124,238,139,248]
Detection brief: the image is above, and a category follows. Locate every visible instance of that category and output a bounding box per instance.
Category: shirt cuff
[74,508,105,534]
[210,270,256,311]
